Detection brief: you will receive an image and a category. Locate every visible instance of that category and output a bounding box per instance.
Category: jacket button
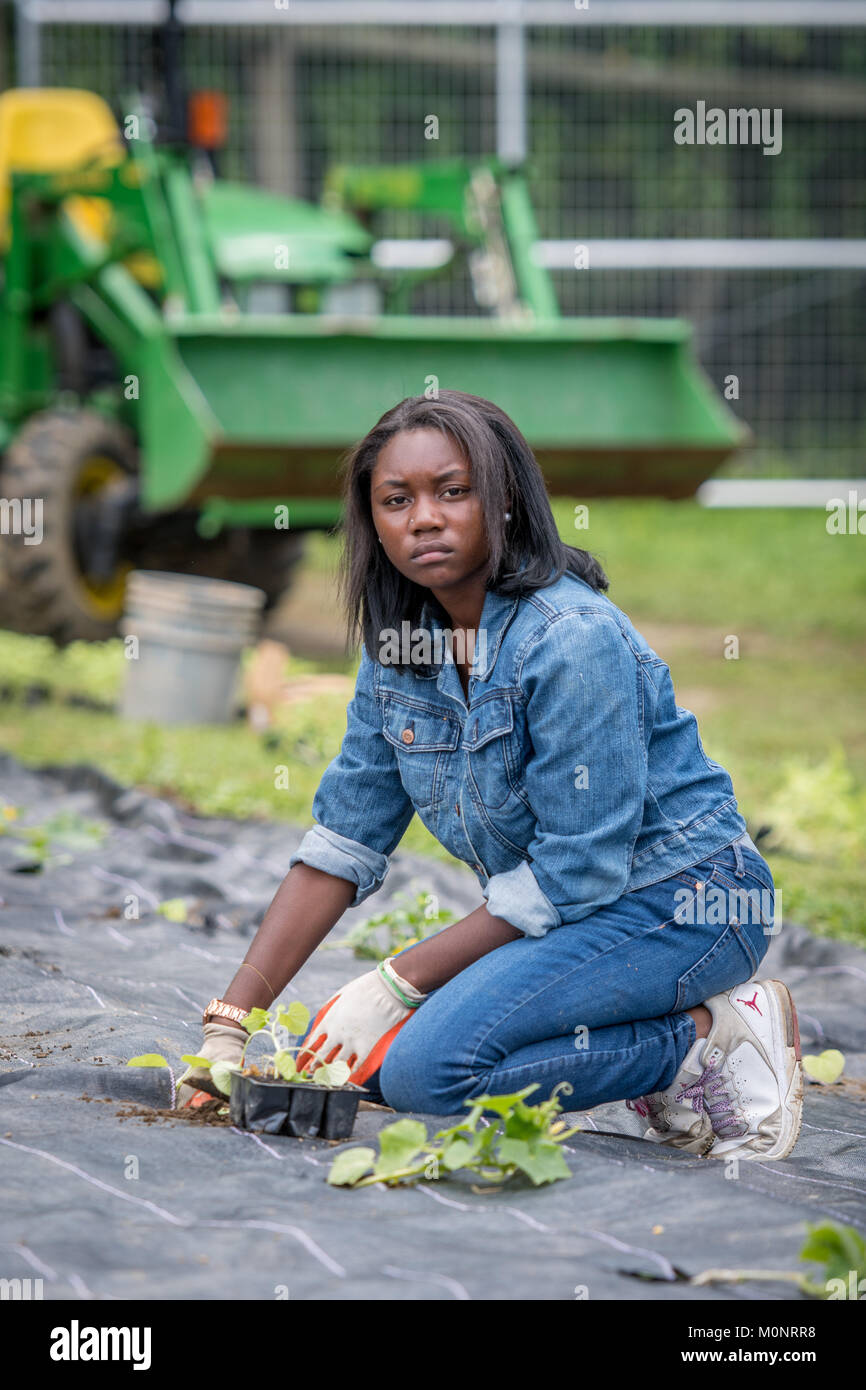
[401,728,414,744]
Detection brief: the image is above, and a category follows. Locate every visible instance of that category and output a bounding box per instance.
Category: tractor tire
[0,408,308,647]
[0,408,139,645]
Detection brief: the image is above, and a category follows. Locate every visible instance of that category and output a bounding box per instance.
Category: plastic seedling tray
[229,1071,368,1139]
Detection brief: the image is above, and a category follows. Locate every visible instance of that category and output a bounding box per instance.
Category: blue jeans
[356,834,775,1117]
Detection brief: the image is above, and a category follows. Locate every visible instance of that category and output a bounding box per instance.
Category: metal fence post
[14,0,41,86]
[496,18,526,166]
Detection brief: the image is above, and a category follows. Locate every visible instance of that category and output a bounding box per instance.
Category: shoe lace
[627,1059,748,1139]
[626,1070,710,1123]
[697,1059,749,1139]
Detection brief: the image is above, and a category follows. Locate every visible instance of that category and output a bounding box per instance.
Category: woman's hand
[177,1021,248,1107]
[296,959,427,1085]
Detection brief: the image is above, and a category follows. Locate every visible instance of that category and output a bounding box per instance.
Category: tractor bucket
[142,313,749,512]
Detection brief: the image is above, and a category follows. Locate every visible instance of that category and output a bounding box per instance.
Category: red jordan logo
[737,990,762,1015]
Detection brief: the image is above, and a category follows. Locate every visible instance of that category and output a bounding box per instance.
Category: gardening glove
[295,958,427,1086]
[176,1021,247,1108]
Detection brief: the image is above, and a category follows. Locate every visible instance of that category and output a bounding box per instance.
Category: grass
[0,502,864,944]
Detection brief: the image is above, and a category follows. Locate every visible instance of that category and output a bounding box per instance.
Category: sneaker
[697,979,803,1160]
[626,1034,717,1156]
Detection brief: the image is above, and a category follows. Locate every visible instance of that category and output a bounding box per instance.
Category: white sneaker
[698,979,803,1161]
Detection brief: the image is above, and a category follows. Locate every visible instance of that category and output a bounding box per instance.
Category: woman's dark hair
[333,389,609,672]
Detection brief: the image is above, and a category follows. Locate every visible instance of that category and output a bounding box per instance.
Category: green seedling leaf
[210,1060,242,1096]
[317,1082,579,1194]
[312,1059,351,1088]
[180,1055,211,1069]
[327,1147,377,1187]
[474,1124,501,1158]
[241,1007,270,1035]
[157,898,188,923]
[464,1085,540,1117]
[503,1107,549,1143]
[802,1050,845,1084]
[374,1118,429,1176]
[127,1054,169,1068]
[461,1103,486,1130]
[325,886,454,960]
[432,1120,475,1147]
[272,1049,297,1081]
[497,1137,571,1186]
[799,1221,866,1286]
[441,1137,480,1171]
[277,1001,310,1035]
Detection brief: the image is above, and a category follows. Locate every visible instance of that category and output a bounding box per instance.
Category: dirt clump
[114,1098,233,1127]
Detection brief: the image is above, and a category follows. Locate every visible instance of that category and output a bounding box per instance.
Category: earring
[505,512,511,520]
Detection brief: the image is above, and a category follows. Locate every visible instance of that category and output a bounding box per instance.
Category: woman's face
[370,428,491,595]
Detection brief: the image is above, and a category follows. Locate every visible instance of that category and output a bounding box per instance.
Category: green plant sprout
[156,898,189,923]
[126,1049,218,1101]
[0,808,107,871]
[688,1221,866,1299]
[128,1050,212,1071]
[320,886,456,962]
[228,1001,352,1093]
[127,998,352,1098]
[328,1082,581,1190]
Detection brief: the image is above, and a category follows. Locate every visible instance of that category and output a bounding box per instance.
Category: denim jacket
[288,565,748,937]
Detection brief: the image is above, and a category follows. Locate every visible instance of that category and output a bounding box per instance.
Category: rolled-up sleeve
[483,610,646,936]
[287,646,416,908]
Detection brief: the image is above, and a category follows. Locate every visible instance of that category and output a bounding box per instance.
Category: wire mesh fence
[12,8,866,477]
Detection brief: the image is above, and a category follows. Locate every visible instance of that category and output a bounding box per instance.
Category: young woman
[179,391,803,1161]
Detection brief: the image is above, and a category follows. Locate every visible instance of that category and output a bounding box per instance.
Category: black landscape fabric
[1,751,864,1301]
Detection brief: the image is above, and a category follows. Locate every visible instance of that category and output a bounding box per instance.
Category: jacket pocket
[462,695,521,809]
[381,695,460,809]
[672,867,763,1013]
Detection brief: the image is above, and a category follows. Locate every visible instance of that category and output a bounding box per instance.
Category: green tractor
[0,85,747,647]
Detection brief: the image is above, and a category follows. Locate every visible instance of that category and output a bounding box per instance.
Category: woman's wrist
[201,863,358,1031]
[206,1015,248,1035]
[393,903,522,992]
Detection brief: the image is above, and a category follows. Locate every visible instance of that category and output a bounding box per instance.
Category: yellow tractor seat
[0,87,162,287]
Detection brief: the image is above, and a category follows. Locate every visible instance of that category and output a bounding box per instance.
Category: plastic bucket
[119,570,266,725]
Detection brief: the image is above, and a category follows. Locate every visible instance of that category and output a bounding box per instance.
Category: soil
[115,1099,234,1127]
[75,1093,232,1126]
[75,1093,395,1131]
[807,1075,866,1102]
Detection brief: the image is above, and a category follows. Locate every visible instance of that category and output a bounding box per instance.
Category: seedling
[328,1082,582,1190]
[689,1220,866,1299]
[127,1050,214,1077]
[126,999,366,1138]
[225,1000,365,1139]
[321,886,455,962]
[156,898,189,923]
[225,1001,352,1093]
[1,808,107,871]
[126,1047,227,1111]
[127,999,350,1098]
